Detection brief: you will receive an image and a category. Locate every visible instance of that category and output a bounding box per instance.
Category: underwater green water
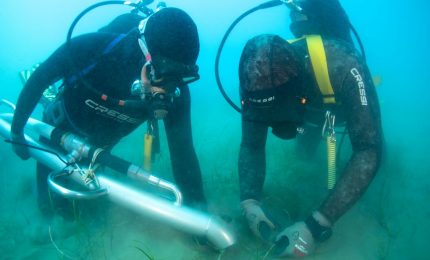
[1,0,429,259]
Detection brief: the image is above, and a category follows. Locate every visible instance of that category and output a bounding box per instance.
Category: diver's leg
[163,86,206,209]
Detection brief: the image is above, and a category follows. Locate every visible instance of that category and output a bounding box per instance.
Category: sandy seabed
[0,115,428,260]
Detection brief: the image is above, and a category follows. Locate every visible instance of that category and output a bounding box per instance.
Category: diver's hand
[10,132,30,160]
[274,211,333,257]
[274,221,315,258]
[240,199,275,241]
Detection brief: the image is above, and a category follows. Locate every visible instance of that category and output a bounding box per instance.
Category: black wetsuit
[11,24,206,213]
[238,35,383,224]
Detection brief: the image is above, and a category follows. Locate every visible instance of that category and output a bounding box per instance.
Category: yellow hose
[144,133,153,172]
[327,135,336,190]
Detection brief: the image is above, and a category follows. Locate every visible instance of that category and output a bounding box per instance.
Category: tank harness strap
[66,33,128,106]
[67,33,127,85]
[289,36,338,189]
[305,35,336,104]
[288,35,335,104]
[306,35,337,189]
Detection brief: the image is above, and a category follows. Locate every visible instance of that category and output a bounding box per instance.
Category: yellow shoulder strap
[305,35,336,104]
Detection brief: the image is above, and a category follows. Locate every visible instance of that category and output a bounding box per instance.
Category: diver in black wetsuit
[238,0,383,257]
[10,7,206,221]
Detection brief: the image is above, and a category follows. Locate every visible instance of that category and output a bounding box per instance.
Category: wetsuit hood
[143,7,199,66]
[239,34,305,134]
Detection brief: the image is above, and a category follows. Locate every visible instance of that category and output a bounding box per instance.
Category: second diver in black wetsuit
[238,0,383,257]
[11,7,206,224]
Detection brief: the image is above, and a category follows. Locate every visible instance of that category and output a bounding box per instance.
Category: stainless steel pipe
[0,113,183,205]
[0,112,235,250]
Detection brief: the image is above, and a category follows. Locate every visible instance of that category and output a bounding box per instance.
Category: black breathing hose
[66,1,140,48]
[215,0,284,114]
[349,22,366,61]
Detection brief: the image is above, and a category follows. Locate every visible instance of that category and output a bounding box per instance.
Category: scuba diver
[237,0,383,257]
[10,4,206,234]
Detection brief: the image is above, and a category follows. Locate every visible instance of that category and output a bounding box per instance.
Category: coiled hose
[326,135,336,190]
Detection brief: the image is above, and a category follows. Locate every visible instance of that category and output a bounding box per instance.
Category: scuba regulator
[130,78,181,119]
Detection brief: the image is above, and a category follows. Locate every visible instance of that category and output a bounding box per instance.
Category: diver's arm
[238,120,269,201]
[11,48,68,135]
[163,85,206,207]
[11,33,128,136]
[318,62,383,224]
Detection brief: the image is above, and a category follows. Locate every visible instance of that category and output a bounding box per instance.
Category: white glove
[274,221,315,258]
[240,199,275,241]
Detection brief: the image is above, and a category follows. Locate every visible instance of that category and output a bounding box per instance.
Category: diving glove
[10,132,30,160]
[274,221,315,257]
[240,199,275,242]
[273,211,332,258]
